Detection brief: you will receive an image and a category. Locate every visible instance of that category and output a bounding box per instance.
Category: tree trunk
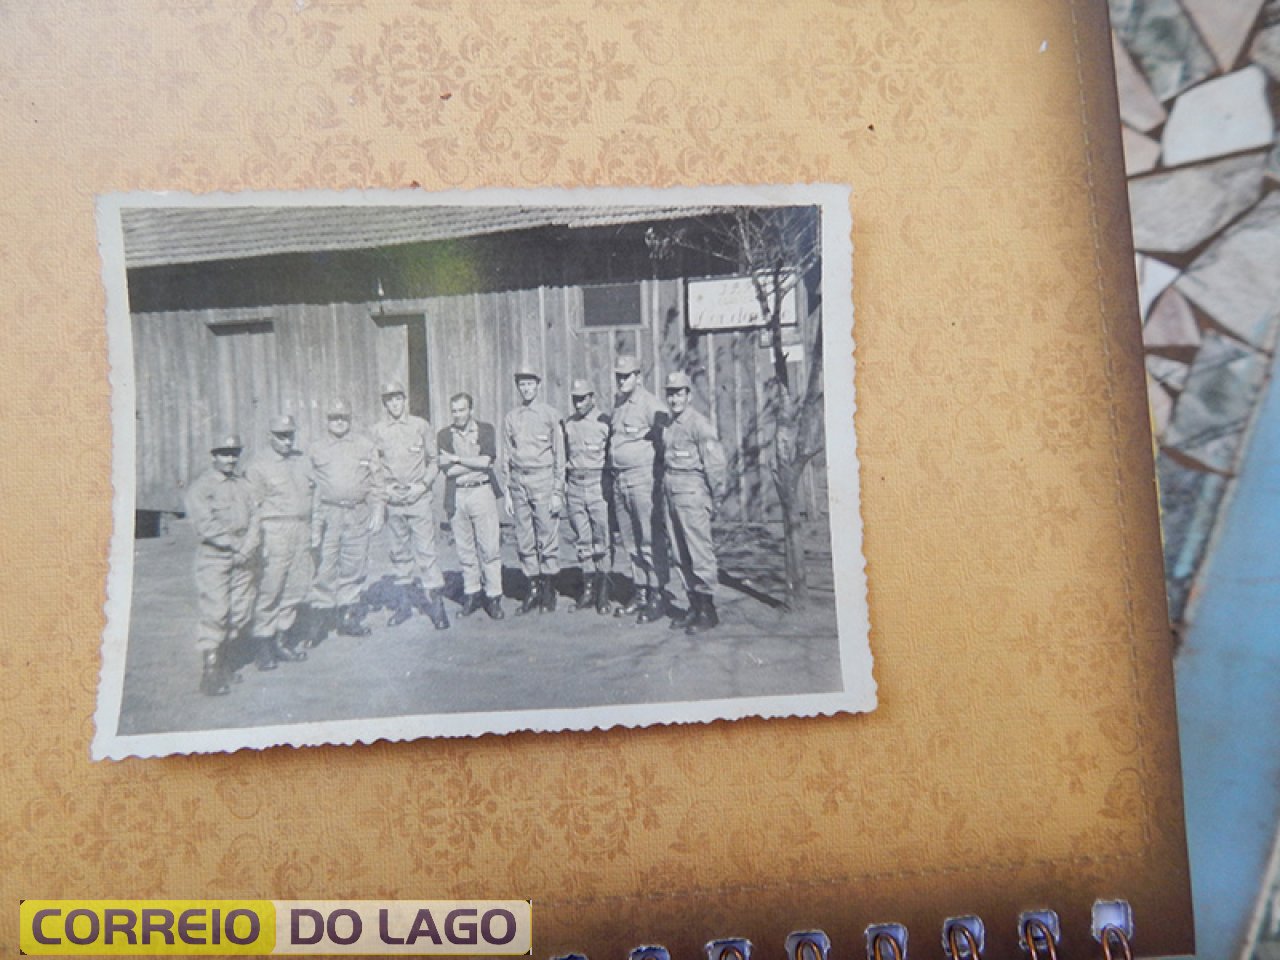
[771,386,808,610]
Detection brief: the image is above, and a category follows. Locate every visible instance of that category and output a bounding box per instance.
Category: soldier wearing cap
[608,354,669,623]
[562,378,613,613]
[502,365,565,614]
[371,380,449,630]
[309,397,382,641]
[438,392,505,620]
[661,371,728,633]
[245,414,314,669]
[185,432,259,696]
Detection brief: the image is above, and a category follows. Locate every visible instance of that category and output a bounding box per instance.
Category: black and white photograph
[92,184,870,759]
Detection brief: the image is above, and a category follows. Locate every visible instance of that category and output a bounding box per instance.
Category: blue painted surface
[1176,351,1280,959]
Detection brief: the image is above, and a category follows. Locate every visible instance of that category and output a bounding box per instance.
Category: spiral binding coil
[558,900,1133,960]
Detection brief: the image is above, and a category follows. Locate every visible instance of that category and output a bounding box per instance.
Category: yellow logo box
[21,900,532,955]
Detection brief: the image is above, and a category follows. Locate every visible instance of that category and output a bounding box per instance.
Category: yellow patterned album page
[0,1,1192,958]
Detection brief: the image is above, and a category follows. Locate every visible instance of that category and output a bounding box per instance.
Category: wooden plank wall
[133,279,828,523]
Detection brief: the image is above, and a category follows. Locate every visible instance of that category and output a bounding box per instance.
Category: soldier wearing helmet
[608,354,670,624]
[185,432,260,696]
[661,371,728,634]
[309,397,382,641]
[371,379,450,630]
[562,378,613,613]
[245,414,314,670]
[502,365,566,614]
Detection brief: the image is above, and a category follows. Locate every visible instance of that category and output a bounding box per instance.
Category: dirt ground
[114,516,843,737]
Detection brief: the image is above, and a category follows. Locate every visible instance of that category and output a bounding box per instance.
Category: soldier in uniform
[245,415,313,669]
[185,433,259,696]
[438,392,505,620]
[608,354,669,623]
[309,398,381,642]
[502,366,565,614]
[661,372,728,633]
[562,379,613,613]
[371,380,449,630]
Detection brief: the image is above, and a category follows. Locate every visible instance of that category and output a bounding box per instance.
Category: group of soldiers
[184,354,728,697]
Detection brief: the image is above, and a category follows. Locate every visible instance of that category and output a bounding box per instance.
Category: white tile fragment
[1161,67,1275,166]
[1136,255,1181,320]
[1112,31,1168,133]
[1122,126,1162,176]
[1144,287,1202,350]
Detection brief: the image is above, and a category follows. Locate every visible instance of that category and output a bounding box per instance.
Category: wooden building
[124,205,827,525]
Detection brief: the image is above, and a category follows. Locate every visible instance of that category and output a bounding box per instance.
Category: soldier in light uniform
[661,372,729,633]
[438,392,505,620]
[562,379,613,614]
[245,415,313,669]
[309,398,381,641]
[608,354,669,624]
[371,380,449,630]
[502,366,565,615]
[185,433,259,696]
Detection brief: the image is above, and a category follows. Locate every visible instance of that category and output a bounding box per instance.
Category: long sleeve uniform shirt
[609,386,667,472]
[310,432,378,505]
[563,411,611,475]
[186,468,258,551]
[503,401,565,493]
[372,414,438,490]
[662,407,728,501]
[245,449,313,519]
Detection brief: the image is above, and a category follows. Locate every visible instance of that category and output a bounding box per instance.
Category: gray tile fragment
[1147,354,1191,392]
[1177,193,1280,347]
[1128,153,1266,254]
[1251,23,1280,80]
[1163,331,1268,471]
[1156,451,1227,624]
[1109,0,1219,102]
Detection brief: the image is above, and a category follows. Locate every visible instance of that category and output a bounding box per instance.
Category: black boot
[594,572,612,615]
[517,577,541,616]
[541,574,557,613]
[428,588,450,630]
[485,595,505,620]
[304,608,335,648]
[669,595,699,630]
[459,593,483,617]
[570,572,594,612]
[200,649,230,696]
[386,591,414,627]
[686,595,719,634]
[254,635,278,671]
[615,583,644,618]
[273,631,307,662]
[636,588,666,624]
[338,604,372,637]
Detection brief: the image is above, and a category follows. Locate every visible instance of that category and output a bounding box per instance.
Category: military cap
[513,365,541,382]
[269,414,297,434]
[380,380,406,397]
[570,379,594,397]
[211,433,243,454]
[614,354,641,375]
[326,398,352,418]
[664,371,693,392]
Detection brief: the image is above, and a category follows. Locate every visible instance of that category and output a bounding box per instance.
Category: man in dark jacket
[438,392,505,619]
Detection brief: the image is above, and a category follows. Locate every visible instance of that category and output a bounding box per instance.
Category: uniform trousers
[312,500,372,609]
[567,471,610,572]
[614,466,662,589]
[508,466,561,577]
[664,477,717,599]
[253,517,313,637]
[386,495,445,590]
[194,544,256,653]
[452,483,503,597]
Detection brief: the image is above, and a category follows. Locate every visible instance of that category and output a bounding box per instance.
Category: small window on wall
[582,282,643,328]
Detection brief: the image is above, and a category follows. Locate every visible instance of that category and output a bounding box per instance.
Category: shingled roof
[121,204,719,269]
